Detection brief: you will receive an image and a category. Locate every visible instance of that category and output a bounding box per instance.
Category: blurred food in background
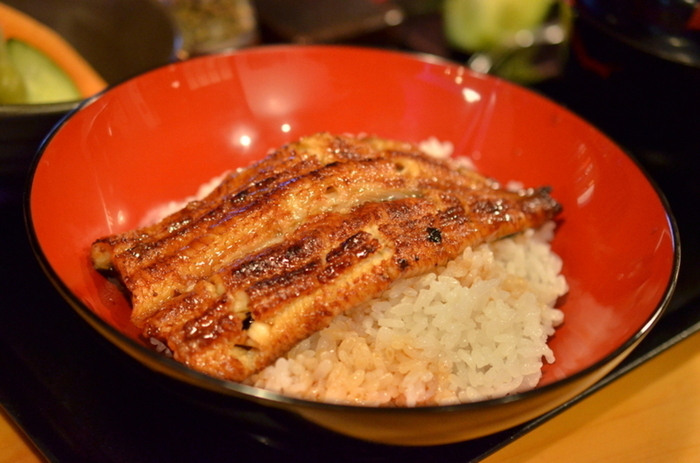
[253,0,405,44]
[444,0,554,51]
[160,0,258,57]
[443,0,573,84]
[0,2,106,104]
[0,0,178,201]
[248,0,573,84]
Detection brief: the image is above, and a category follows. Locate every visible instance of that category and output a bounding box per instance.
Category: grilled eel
[91,132,562,382]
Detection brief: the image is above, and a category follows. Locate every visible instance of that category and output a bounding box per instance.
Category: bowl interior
[28,46,677,395]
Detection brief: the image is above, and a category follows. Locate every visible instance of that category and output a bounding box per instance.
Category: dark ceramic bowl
[0,0,178,194]
[27,45,679,445]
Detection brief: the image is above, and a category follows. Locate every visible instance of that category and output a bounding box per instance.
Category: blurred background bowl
[0,0,179,199]
[576,0,700,68]
[564,0,700,157]
[26,45,679,445]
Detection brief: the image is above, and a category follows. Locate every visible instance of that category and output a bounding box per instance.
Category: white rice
[246,223,566,406]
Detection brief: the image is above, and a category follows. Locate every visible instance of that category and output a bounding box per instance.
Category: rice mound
[246,223,567,406]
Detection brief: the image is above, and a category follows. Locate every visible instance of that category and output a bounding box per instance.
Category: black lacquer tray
[2,14,700,463]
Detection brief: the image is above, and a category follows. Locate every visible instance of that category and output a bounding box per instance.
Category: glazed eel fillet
[90,132,562,382]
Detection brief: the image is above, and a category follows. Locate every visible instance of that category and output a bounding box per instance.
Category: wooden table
[2,330,700,462]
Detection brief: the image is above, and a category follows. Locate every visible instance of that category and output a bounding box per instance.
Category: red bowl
[26,45,679,445]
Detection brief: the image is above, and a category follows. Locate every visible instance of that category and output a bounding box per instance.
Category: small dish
[0,0,178,188]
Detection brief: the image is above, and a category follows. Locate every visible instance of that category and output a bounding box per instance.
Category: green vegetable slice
[6,38,80,104]
[0,30,27,104]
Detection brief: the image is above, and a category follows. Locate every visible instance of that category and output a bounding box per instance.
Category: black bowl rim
[0,100,81,117]
[23,44,682,417]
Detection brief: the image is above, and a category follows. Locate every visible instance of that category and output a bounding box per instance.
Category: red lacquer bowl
[26,45,679,446]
